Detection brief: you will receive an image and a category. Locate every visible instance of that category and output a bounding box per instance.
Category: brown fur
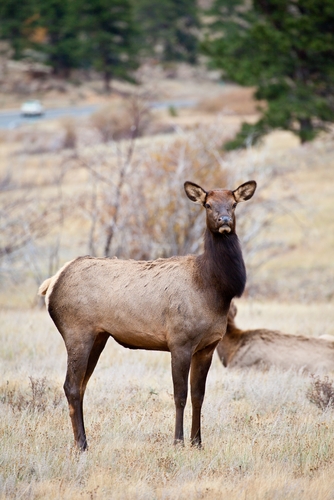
[217,302,334,373]
[39,180,256,450]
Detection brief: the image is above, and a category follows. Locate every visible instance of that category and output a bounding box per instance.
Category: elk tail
[38,277,52,296]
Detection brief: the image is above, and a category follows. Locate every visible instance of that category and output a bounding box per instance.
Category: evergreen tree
[202,0,334,147]
[0,0,80,74]
[34,0,81,76]
[78,0,139,92]
[0,0,37,58]
[133,0,200,64]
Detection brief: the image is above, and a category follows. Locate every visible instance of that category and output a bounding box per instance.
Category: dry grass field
[2,303,334,500]
[1,68,334,499]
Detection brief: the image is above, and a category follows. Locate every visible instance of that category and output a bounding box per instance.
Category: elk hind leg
[63,332,108,451]
[82,332,109,392]
[190,342,218,447]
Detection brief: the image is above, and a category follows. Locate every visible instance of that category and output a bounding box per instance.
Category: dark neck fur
[196,229,246,301]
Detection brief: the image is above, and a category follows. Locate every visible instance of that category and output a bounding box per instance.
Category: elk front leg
[190,342,218,447]
[171,347,192,445]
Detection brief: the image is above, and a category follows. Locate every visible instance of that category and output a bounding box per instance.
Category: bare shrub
[129,133,231,258]
[0,188,55,259]
[77,117,296,272]
[0,155,75,296]
[15,128,63,154]
[12,119,78,155]
[78,120,234,259]
[90,95,151,143]
[90,104,126,142]
[0,377,62,413]
[60,116,77,150]
[307,375,334,411]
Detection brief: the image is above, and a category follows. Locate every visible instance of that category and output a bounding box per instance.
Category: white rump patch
[39,259,75,308]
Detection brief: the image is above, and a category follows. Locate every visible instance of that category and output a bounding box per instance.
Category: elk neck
[196,228,246,302]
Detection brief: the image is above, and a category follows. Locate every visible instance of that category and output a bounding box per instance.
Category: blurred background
[0,0,333,308]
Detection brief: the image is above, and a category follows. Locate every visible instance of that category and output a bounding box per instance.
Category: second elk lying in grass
[217,302,334,373]
[39,180,256,450]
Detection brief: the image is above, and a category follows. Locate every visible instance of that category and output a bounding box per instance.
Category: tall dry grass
[1,303,334,499]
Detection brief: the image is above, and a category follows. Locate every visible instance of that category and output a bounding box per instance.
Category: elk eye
[205,203,211,209]
[232,202,237,209]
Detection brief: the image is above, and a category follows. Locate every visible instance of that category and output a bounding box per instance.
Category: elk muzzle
[218,215,233,234]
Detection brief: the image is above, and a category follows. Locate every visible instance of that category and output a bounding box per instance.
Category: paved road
[0,100,197,129]
[0,104,99,129]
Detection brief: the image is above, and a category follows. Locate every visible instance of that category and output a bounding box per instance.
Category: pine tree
[133,0,200,64]
[202,0,334,147]
[34,0,81,76]
[79,0,139,92]
[0,0,37,58]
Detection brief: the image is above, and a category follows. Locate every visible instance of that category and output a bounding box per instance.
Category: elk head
[184,180,257,234]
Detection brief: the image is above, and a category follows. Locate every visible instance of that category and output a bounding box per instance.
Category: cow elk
[39,179,256,450]
[217,302,334,373]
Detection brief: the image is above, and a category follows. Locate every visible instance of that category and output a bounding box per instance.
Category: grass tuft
[0,377,63,413]
[307,375,334,411]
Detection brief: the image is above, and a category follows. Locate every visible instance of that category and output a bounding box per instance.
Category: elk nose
[218,215,231,225]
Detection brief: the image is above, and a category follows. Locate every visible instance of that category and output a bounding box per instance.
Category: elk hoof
[173,438,185,447]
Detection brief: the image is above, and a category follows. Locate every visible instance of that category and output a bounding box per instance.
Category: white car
[21,100,44,117]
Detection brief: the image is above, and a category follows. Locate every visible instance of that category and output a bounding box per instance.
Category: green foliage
[168,105,178,117]
[133,0,200,63]
[78,0,140,90]
[203,0,334,147]
[0,0,139,85]
[224,122,266,150]
[34,0,81,75]
[0,0,38,58]
[0,0,200,81]
[0,0,80,73]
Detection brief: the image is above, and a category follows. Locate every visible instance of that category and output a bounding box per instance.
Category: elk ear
[184,181,207,205]
[233,180,257,202]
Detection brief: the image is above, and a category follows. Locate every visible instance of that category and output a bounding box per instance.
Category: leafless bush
[90,94,152,143]
[60,116,77,150]
[307,375,334,411]
[0,189,54,259]
[91,103,133,142]
[12,119,79,155]
[0,157,74,291]
[128,133,231,258]
[77,118,295,271]
[0,377,63,413]
[16,128,63,155]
